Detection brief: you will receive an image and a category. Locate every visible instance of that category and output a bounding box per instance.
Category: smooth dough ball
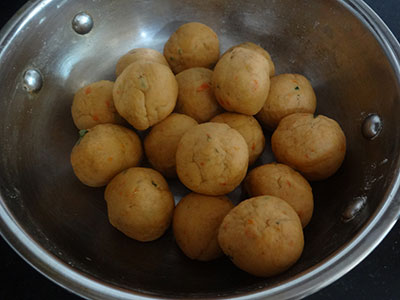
[173,193,234,261]
[175,68,223,123]
[71,80,124,130]
[218,195,304,277]
[212,47,270,115]
[113,62,178,130]
[144,113,198,178]
[271,113,346,181]
[115,48,169,77]
[244,163,313,227]
[176,122,248,195]
[105,167,174,242]
[70,124,143,187]
[211,113,265,165]
[257,74,317,129]
[164,22,220,74]
[223,42,275,76]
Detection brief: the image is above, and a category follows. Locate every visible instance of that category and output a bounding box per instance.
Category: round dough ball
[164,22,220,74]
[223,42,275,76]
[71,80,124,130]
[212,47,270,115]
[105,167,174,242]
[218,195,304,277]
[173,193,234,261]
[271,113,346,181]
[70,124,143,187]
[211,113,265,165]
[113,62,178,130]
[176,122,248,195]
[144,113,198,178]
[115,48,169,77]
[176,68,223,123]
[244,163,313,227]
[257,74,317,129]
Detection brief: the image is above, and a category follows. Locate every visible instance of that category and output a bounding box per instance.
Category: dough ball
[244,163,313,227]
[271,113,346,181]
[218,195,304,277]
[113,62,178,130]
[257,74,317,129]
[105,167,174,242]
[164,22,220,74]
[70,124,143,187]
[71,80,124,130]
[223,42,275,76]
[173,193,234,261]
[176,68,223,123]
[212,47,270,115]
[176,122,248,195]
[115,48,169,77]
[144,113,198,178]
[211,113,265,165]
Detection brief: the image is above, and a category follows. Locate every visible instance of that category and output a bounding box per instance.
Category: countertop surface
[0,0,399,299]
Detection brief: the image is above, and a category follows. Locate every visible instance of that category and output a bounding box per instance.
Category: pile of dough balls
[69,22,347,278]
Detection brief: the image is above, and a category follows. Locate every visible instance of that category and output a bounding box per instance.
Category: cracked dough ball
[176,68,223,123]
[223,42,275,76]
[212,47,270,115]
[211,113,265,165]
[70,124,143,187]
[144,113,198,178]
[176,122,248,196]
[271,113,346,181]
[71,80,124,130]
[218,195,304,277]
[113,62,178,130]
[244,163,313,227]
[257,74,317,129]
[164,22,220,74]
[173,193,234,261]
[115,48,169,77]
[105,167,174,242]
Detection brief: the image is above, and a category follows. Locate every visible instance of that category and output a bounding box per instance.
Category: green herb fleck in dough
[151,180,158,187]
[169,56,174,61]
[295,86,300,90]
[79,129,88,137]
[178,48,183,55]
[139,75,148,89]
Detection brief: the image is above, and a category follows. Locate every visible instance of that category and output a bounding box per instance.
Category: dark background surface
[0,0,399,299]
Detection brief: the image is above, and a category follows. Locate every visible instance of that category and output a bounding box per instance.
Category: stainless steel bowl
[1,0,400,299]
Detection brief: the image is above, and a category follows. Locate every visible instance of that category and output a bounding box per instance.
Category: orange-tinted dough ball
[173,193,234,261]
[218,195,304,277]
[176,122,249,195]
[105,167,174,242]
[70,124,143,187]
[71,80,124,130]
[113,62,178,130]
[257,74,316,129]
[212,47,270,115]
[164,22,220,74]
[271,113,346,181]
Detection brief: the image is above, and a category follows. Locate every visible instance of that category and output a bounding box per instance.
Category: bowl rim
[0,0,400,299]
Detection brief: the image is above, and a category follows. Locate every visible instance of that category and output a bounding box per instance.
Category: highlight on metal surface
[22,69,42,93]
[72,12,93,35]
[362,114,382,140]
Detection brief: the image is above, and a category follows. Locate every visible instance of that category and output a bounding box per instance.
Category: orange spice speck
[200,162,204,166]
[85,87,92,95]
[251,143,256,151]
[105,100,111,107]
[287,180,291,187]
[107,157,113,162]
[92,115,99,121]
[196,82,210,92]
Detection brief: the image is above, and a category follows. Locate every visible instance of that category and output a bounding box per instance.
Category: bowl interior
[1,0,400,298]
